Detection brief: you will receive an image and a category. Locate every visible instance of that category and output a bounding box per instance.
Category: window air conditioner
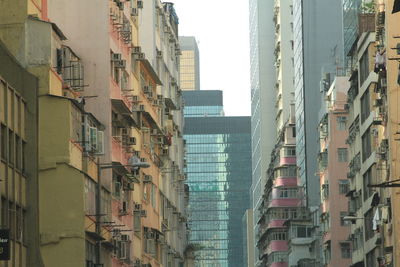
[133,46,141,54]
[112,53,122,61]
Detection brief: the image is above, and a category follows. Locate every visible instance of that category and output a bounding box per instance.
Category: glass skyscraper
[183,90,251,267]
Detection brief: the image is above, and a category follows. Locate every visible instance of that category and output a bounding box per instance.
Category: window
[339,180,349,194]
[338,148,348,162]
[8,129,13,164]
[362,128,372,162]
[86,240,97,267]
[323,241,331,264]
[1,124,6,159]
[113,172,122,198]
[364,209,375,241]
[340,242,351,258]
[337,116,347,130]
[283,147,296,157]
[359,49,370,86]
[363,167,374,200]
[360,89,370,123]
[84,178,97,215]
[295,226,312,238]
[277,188,298,198]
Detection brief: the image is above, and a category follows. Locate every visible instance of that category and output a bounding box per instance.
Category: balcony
[267,240,288,254]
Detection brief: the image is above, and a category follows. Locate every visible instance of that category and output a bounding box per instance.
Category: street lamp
[95,156,150,265]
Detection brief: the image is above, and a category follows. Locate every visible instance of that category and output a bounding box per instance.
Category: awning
[139,59,163,85]
[85,231,105,242]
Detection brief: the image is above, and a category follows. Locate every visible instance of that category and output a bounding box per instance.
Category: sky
[171,0,251,116]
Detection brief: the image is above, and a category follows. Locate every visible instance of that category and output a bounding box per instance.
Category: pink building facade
[318,77,351,266]
[257,119,303,267]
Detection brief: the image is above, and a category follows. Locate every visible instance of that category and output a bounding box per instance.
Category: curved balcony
[274,177,297,187]
[279,156,296,165]
[268,198,301,209]
[267,240,288,254]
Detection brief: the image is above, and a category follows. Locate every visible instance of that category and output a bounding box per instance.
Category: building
[183,90,252,267]
[179,36,200,91]
[243,209,255,267]
[318,77,351,267]
[248,0,277,264]
[257,109,302,267]
[1,0,189,266]
[0,39,38,266]
[387,1,400,266]
[293,0,345,208]
[344,1,393,265]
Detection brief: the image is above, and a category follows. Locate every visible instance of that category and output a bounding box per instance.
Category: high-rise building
[248,0,277,264]
[293,0,344,209]
[179,36,200,91]
[183,90,252,267]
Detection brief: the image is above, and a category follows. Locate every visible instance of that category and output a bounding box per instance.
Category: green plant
[361,2,375,14]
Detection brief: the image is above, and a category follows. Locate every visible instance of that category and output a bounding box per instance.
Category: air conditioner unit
[134,52,145,60]
[146,231,155,239]
[133,46,141,54]
[375,98,383,106]
[137,0,143,9]
[143,175,152,183]
[131,7,138,16]
[162,219,169,227]
[143,85,150,93]
[122,128,129,135]
[115,60,126,68]
[120,234,130,242]
[124,182,134,191]
[128,137,136,145]
[112,53,122,61]
[140,210,147,217]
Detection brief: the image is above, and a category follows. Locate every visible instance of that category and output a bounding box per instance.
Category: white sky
[171,0,251,116]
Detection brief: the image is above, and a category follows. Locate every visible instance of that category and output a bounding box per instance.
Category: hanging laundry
[372,208,380,231]
[381,206,388,223]
[374,50,387,73]
[393,0,400,13]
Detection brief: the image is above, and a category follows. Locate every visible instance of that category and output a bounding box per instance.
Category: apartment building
[345,3,393,265]
[257,111,302,267]
[0,1,107,266]
[0,40,38,266]
[47,0,188,266]
[318,77,351,267]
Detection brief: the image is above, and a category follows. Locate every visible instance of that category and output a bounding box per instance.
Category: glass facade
[343,0,362,65]
[179,36,200,91]
[183,91,251,267]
